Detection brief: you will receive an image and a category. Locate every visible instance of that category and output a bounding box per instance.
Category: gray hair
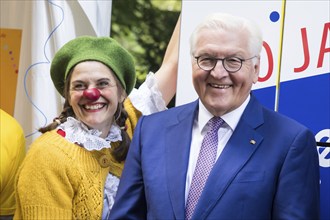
[190,13,263,58]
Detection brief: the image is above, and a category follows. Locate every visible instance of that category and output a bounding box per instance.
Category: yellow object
[0,29,22,115]
[0,109,26,216]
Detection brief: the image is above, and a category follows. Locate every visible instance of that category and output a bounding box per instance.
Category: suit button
[99,155,111,168]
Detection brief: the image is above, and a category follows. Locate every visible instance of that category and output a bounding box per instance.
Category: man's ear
[252,58,260,83]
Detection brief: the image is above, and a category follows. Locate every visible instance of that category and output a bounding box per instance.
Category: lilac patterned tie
[185,117,224,220]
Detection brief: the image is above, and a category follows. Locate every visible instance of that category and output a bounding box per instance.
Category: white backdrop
[176,1,283,106]
[0,0,112,145]
[177,1,329,108]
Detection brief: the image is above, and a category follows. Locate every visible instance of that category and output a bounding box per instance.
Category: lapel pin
[250,139,256,145]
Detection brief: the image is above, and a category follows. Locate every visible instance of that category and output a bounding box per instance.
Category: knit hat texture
[50,36,136,96]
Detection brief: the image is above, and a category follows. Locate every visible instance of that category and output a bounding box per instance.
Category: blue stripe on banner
[278,73,330,133]
[252,86,276,111]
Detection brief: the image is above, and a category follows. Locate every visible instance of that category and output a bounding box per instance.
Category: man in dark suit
[109,13,320,220]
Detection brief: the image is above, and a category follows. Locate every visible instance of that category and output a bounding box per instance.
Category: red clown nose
[83,88,101,101]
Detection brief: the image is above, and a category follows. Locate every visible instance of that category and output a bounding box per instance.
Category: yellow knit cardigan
[14,99,141,220]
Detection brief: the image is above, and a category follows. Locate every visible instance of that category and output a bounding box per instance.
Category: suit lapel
[165,100,199,220]
[192,95,265,219]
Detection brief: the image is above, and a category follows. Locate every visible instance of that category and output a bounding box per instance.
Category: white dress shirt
[185,95,251,204]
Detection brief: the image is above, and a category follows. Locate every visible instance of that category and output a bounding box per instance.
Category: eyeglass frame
[194,55,258,73]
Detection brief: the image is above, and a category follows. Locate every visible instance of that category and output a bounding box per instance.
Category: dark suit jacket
[109,95,320,220]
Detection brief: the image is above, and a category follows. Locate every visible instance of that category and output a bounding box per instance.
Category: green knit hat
[50,36,136,97]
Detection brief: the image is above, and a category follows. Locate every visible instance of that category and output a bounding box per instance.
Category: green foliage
[111,0,181,89]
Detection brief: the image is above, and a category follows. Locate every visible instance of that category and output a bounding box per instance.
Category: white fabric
[185,95,251,204]
[102,174,120,219]
[0,0,112,146]
[58,117,122,151]
[129,72,167,115]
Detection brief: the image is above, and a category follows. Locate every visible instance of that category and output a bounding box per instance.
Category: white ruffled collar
[57,117,122,151]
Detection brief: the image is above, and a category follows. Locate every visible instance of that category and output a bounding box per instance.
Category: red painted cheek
[83,88,101,101]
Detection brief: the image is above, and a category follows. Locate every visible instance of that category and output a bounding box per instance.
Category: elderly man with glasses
[109,13,320,220]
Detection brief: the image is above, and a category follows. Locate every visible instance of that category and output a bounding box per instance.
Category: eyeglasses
[195,55,258,73]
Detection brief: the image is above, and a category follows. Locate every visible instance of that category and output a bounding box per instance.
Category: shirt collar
[197,94,250,132]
